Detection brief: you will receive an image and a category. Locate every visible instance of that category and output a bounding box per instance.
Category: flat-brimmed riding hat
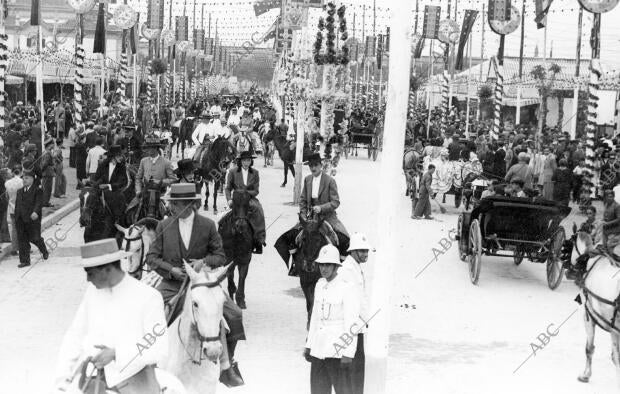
[303,153,322,165]
[315,244,342,266]
[142,135,164,149]
[108,145,123,157]
[347,233,375,252]
[237,151,256,161]
[175,159,195,175]
[81,238,131,268]
[162,183,201,201]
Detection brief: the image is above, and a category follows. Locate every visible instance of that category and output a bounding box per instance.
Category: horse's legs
[203,181,210,211]
[612,333,620,390]
[578,310,596,382]
[236,263,249,303]
[289,163,296,178]
[281,164,288,187]
[213,180,219,214]
[227,265,237,298]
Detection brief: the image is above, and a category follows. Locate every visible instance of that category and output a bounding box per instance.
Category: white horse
[570,231,620,388]
[117,221,230,394]
[163,262,229,394]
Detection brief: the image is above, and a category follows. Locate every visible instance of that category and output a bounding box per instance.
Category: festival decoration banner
[194,29,205,50]
[129,21,138,54]
[455,9,478,70]
[176,16,189,41]
[412,34,425,59]
[488,0,511,22]
[290,0,323,7]
[578,0,619,13]
[422,5,441,39]
[376,34,383,69]
[534,0,553,29]
[147,0,165,30]
[275,26,294,54]
[282,0,309,30]
[253,0,281,17]
[93,3,106,54]
[30,0,40,26]
[365,35,376,58]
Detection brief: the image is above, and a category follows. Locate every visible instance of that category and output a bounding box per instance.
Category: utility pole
[572,5,584,139]
[365,2,414,393]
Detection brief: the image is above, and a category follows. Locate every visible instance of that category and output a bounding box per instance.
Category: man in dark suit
[224,151,266,254]
[145,183,244,387]
[91,145,129,226]
[14,170,48,267]
[28,119,43,156]
[493,140,507,179]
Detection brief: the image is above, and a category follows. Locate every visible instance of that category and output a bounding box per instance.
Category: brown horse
[195,136,237,214]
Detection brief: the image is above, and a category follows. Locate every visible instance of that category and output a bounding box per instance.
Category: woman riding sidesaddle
[224,151,266,254]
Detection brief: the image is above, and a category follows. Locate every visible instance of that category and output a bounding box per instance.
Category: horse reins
[177,278,227,365]
[124,225,147,276]
[578,252,620,334]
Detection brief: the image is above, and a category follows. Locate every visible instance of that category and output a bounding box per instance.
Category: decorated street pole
[579,0,619,202]
[487,1,520,140]
[422,5,441,138]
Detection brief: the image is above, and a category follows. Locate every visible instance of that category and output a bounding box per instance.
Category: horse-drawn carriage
[456,196,570,289]
[347,130,379,161]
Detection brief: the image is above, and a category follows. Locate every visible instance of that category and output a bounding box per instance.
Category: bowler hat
[303,153,322,165]
[108,145,123,157]
[81,238,131,268]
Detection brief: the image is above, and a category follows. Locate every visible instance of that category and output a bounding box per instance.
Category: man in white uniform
[54,238,168,393]
[192,115,212,146]
[227,108,241,127]
[339,233,374,394]
[304,245,360,394]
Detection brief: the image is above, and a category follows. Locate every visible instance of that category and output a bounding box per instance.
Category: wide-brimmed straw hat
[81,238,131,268]
[162,183,201,201]
[315,245,342,266]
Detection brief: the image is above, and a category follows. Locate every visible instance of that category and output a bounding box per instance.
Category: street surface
[0,153,617,393]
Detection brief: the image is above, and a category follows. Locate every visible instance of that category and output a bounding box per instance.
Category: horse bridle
[573,234,620,334]
[124,225,148,275]
[177,278,227,365]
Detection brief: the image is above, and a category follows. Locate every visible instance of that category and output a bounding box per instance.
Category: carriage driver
[225,151,266,254]
[54,239,167,393]
[145,184,245,387]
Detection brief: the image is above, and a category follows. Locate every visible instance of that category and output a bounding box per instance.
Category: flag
[30,0,40,26]
[262,16,279,42]
[385,27,390,53]
[488,0,511,22]
[93,3,106,54]
[253,0,280,17]
[194,29,205,50]
[121,30,127,53]
[176,16,189,41]
[376,34,383,69]
[455,10,478,71]
[147,0,165,30]
[534,0,553,29]
[413,38,425,58]
[129,21,138,54]
[422,5,441,39]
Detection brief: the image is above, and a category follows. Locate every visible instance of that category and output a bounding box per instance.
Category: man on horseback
[146,184,245,387]
[134,136,176,197]
[225,151,266,255]
[54,239,167,393]
[91,145,129,227]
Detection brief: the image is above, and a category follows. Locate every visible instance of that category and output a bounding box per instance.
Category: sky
[128,0,620,68]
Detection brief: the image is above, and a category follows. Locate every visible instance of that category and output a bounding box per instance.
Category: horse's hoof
[281,183,286,188]
[577,376,589,383]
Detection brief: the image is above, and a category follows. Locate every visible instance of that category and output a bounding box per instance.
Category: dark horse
[125,179,169,226]
[79,187,118,243]
[291,214,344,326]
[218,190,254,309]
[265,126,296,187]
[195,136,237,214]
[174,117,198,158]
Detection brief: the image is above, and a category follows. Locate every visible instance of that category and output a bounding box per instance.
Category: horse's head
[184,262,229,363]
[116,218,159,278]
[297,213,334,265]
[212,138,236,169]
[232,189,252,231]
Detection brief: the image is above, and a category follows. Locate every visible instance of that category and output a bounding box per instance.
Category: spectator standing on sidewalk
[53,138,66,198]
[14,170,48,268]
[40,137,56,208]
[5,165,23,256]
[86,137,106,183]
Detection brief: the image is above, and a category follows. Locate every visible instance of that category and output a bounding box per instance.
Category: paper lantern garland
[67,0,97,14]
[112,5,138,30]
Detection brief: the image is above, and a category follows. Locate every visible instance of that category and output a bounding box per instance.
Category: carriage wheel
[514,247,524,266]
[457,214,467,262]
[371,138,378,161]
[546,227,566,290]
[468,219,482,285]
[367,144,372,159]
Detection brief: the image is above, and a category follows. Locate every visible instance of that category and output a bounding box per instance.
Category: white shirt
[108,161,116,183]
[306,275,360,359]
[228,114,240,126]
[86,145,106,174]
[5,176,23,216]
[55,275,167,389]
[210,105,221,117]
[178,211,195,249]
[216,124,231,139]
[241,168,248,185]
[340,255,368,333]
[311,173,322,199]
[192,122,210,145]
